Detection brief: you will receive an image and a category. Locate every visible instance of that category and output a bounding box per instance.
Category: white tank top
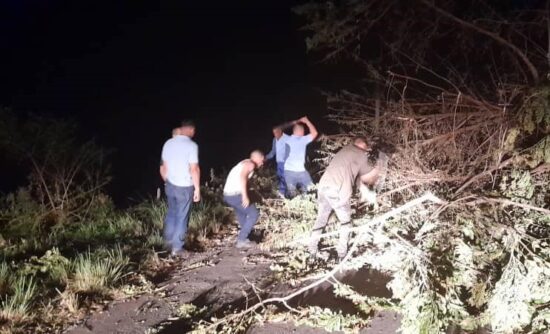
[223,160,254,195]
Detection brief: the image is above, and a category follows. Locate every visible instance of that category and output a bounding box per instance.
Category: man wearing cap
[160,120,201,257]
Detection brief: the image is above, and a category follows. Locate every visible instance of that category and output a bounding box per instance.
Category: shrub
[19,248,70,287]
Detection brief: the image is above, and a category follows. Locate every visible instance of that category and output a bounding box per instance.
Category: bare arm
[360,167,381,186]
[300,116,318,140]
[190,163,201,202]
[240,161,255,208]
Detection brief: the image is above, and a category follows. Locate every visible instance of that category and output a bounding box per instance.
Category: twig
[455,156,516,194]
[471,197,550,215]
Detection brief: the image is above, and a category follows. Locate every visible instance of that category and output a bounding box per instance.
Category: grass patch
[0,276,37,325]
[71,247,129,295]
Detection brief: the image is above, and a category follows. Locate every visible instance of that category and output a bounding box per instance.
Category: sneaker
[236,239,256,249]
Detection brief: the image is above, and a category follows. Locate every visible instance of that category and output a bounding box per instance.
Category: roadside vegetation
[0,109,231,333]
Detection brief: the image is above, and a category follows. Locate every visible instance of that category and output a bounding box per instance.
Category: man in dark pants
[160,120,201,257]
[308,137,384,259]
[223,150,265,248]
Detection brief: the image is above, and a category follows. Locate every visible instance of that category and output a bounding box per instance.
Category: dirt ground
[64,233,401,334]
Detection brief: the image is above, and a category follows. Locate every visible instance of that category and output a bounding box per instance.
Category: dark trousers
[284,170,313,198]
[164,182,194,251]
[224,194,259,242]
[276,162,287,196]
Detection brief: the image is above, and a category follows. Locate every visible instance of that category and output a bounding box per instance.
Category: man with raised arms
[283,116,318,198]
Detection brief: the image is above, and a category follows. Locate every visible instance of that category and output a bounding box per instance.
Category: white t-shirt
[223,160,254,195]
[161,135,198,187]
[284,134,313,172]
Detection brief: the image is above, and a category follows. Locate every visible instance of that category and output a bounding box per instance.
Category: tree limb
[419,0,540,83]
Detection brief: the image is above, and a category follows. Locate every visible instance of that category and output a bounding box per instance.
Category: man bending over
[308,137,383,260]
[284,116,318,198]
[223,150,265,248]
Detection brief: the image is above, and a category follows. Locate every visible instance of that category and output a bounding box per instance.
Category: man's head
[179,120,196,138]
[353,137,369,151]
[292,122,305,136]
[272,126,283,139]
[172,127,181,137]
[250,150,265,168]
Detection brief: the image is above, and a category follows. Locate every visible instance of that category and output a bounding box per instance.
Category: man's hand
[193,189,201,202]
[299,116,309,123]
[241,194,250,208]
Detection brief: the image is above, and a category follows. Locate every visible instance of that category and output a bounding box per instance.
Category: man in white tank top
[223,150,265,248]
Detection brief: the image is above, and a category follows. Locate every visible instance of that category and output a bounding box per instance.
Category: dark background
[0,0,359,204]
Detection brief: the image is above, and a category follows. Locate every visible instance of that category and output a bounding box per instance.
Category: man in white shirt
[284,116,318,198]
[160,120,201,257]
[223,150,265,248]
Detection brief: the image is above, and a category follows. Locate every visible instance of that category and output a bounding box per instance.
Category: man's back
[161,135,198,187]
[319,144,372,201]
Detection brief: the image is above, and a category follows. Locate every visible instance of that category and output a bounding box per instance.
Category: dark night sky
[0,0,356,204]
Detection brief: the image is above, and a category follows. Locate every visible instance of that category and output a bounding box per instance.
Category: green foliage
[499,169,534,200]
[0,276,37,324]
[176,303,206,319]
[0,188,44,236]
[71,247,129,295]
[261,192,318,250]
[188,199,227,242]
[520,87,550,135]
[19,248,70,286]
[0,262,12,297]
[293,306,369,332]
[0,109,112,227]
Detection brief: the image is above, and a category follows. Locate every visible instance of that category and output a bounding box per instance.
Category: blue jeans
[276,162,287,196]
[284,170,313,198]
[164,182,194,252]
[224,194,259,242]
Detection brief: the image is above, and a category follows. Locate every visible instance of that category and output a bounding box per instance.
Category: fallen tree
[188,1,550,333]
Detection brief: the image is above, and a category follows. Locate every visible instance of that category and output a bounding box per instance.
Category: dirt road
[65,240,400,334]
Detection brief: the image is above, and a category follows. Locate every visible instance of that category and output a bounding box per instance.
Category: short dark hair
[180,119,195,128]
